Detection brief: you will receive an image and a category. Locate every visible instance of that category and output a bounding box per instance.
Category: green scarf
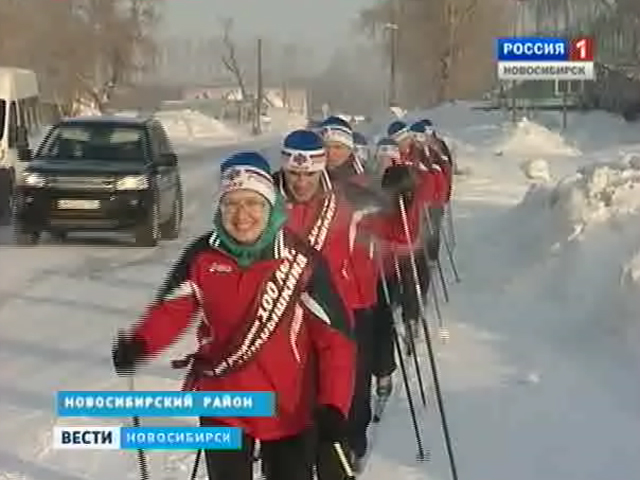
[214,193,288,267]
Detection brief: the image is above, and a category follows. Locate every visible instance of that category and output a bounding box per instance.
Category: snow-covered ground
[155,106,306,155]
[362,104,640,479]
[1,103,640,480]
[154,109,246,153]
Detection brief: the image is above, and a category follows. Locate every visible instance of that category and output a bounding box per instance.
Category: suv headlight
[19,172,47,187]
[115,175,148,190]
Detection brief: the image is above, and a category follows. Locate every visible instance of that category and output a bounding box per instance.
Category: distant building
[182,84,308,117]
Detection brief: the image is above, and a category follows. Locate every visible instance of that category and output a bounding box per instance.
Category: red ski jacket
[131,228,355,441]
[327,157,442,310]
[377,166,449,275]
[274,168,425,315]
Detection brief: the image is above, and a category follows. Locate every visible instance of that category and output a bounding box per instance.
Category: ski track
[2,108,640,479]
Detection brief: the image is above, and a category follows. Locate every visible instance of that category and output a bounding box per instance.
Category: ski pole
[446,201,456,249]
[377,249,428,461]
[398,195,460,480]
[128,376,150,480]
[393,254,427,407]
[333,442,356,479]
[189,450,201,480]
[440,215,461,283]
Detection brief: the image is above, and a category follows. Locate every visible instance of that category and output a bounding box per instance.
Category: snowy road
[1,106,640,480]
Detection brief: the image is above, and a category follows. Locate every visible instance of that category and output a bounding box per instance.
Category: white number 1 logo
[575,39,587,59]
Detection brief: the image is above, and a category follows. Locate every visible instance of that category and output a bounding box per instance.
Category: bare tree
[0,0,163,114]
[72,0,162,112]
[219,17,249,101]
[359,0,510,106]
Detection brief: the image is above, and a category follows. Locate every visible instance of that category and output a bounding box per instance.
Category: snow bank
[264,107,306,134]
[495,117,581,157]
[154,109,244,153]
[521,158,551,182]
[518,158,640,242]
[500,156,640,366]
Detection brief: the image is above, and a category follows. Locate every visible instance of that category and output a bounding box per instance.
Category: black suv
[13,116,183,247]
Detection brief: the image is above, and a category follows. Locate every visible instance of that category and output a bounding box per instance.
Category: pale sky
[162,0,375,61]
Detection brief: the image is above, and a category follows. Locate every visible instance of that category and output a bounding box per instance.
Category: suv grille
[48,176,115,190]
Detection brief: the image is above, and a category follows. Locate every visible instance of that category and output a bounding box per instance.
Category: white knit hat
[219,152,276,205]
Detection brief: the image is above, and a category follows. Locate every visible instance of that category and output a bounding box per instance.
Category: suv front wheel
[134,195,160,247]
[160,185,183,240]
[0,168,14,226]
[14,223,41,246]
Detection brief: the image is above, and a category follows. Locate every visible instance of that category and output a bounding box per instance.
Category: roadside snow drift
[495,117,581,157]
[363,106,640,480]
[154,109,243,153]
[509,157,640,352]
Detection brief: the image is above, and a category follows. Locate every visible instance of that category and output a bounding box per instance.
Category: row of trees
[356,0,640,108]
[0,0,161,114]
[530,0,640,64]
[357,0,512,107]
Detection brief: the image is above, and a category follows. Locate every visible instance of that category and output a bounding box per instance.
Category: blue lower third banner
[52,426,242,450]
[56,391,275,417]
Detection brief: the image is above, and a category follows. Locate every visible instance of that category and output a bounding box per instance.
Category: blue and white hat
[219,151,276,205]
[409,121,427,143]
[413,118,435,136]
[387,120,412,143]
[319,116,354,149]
[281,129,327,172]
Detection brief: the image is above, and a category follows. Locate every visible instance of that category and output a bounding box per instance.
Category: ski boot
[372,375,393,422]
[349,447,365,475]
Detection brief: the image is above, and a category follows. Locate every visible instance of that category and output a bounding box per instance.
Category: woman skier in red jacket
[111,151,356,480]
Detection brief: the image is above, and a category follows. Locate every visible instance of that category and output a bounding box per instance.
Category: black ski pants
[346,307,375,458]
[398,250,431,323]
[204,429,314,480]
[371,279,397,378]
[426,205,444,262]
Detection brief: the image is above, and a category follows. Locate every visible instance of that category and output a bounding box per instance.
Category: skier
[320,115,365,175]
[318,117,444,469]
[386,120,415,160]
[409,120,453,263]
[274,128,432,474]
[111,151,356,480]
[385,121,441,337]
[416,118,455,171]
[373,137,449,353]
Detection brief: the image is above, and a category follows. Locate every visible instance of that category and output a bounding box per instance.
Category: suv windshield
[37,123,146,162]
[0,100,6,142]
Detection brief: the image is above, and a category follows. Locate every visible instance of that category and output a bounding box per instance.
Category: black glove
[381,165,417,197]
[112,331,146,376]
[314,405,347,442]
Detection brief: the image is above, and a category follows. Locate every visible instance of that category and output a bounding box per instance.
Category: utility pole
[561,0,570,130]
[387,0,399,108]
[510,1,520,124]
[253,37,263,135]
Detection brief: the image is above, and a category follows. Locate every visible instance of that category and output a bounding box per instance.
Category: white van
[0,67,44,224]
